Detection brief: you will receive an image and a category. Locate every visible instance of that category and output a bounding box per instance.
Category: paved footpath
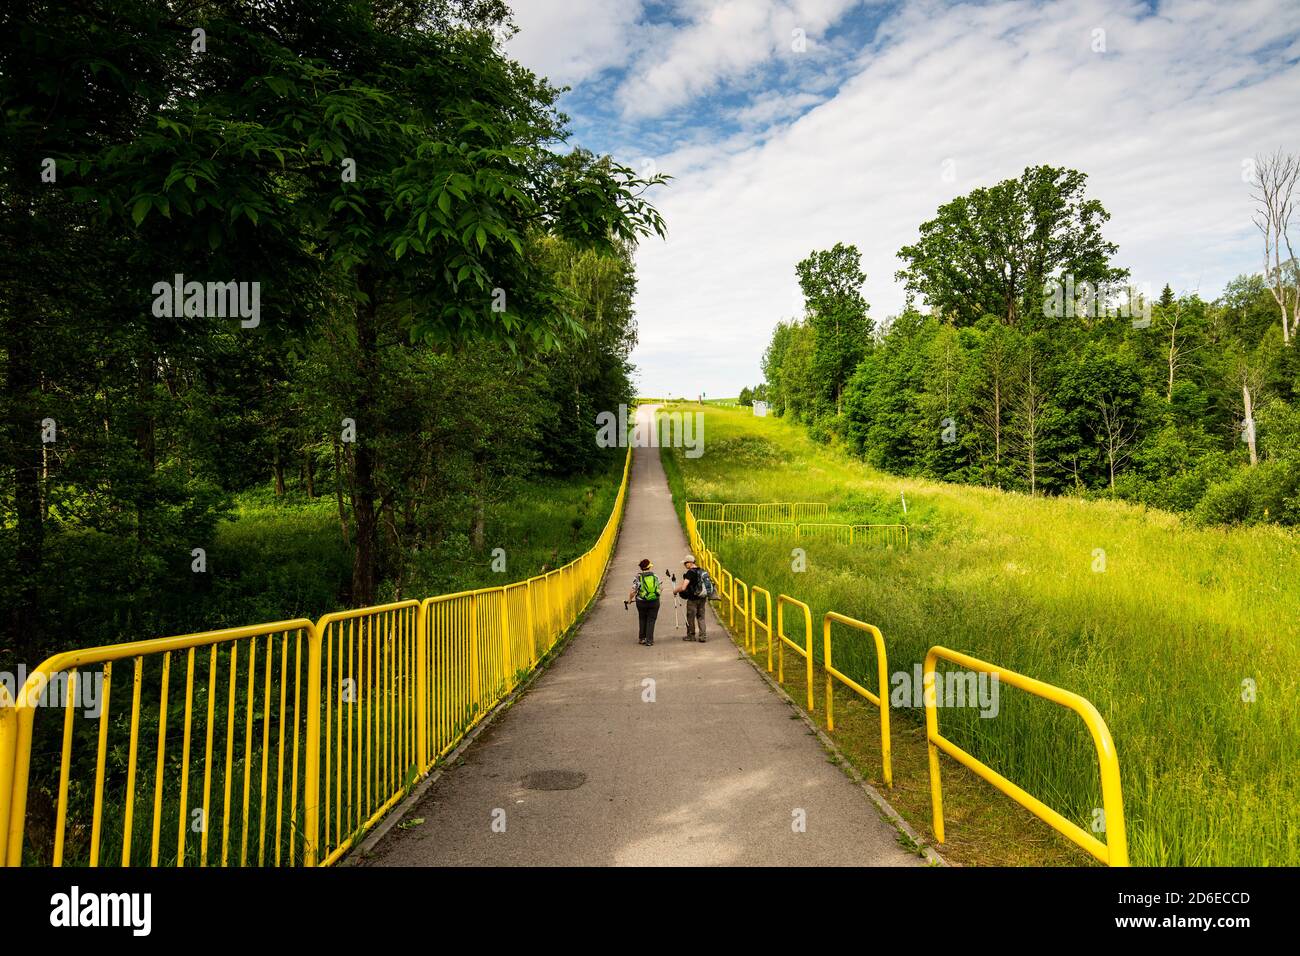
[364,406,923,867]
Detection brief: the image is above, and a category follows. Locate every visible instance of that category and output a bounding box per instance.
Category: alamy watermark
[50,886,150,936]
[1,666,104,718]
[596,404,704,458]
[891,664,1000,718]
[1043,275,1153,328]
[151,273,260,328]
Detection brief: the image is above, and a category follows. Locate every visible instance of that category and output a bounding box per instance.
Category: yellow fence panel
[750,587,773,668]
[776,595,815,712]
[313,601,420,867]
[685,502,906,551]
[923,645,1128,866]
[852,524,909,548]
[731,579,748,632]
[5,620,317,868]
[823,613,892,786]
[797,523,853,546]
[687,501,725,521]
[791,502,830,522]
[717,501,830,523]
[744,521,796,540]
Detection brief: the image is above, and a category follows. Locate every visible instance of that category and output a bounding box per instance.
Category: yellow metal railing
[823,612,891,786]
[720,502,828,523]
[750,586,772,666]
[776,595,814,712]
[852,524,910,548]
[923,646,1128,866]
[5,619,319,868]
[688,501,828,523]
[0,685,14,864]
[692,514,907,553]
[3,448,631,868]
[683,500,1127,865]
[313,600,421,867]
[731,579,748,633]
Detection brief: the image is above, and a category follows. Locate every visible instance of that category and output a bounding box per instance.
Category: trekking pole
[670,571,680,629]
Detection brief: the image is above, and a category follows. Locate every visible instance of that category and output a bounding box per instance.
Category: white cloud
[628,0,1300,396]
[732,91,826,127]
[616,0,864,118]
[506,0,645,87]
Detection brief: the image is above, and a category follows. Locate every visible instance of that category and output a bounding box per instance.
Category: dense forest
[0,0,664,669]
[757,164,1300,526]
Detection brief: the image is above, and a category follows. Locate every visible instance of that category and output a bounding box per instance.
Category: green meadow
[661,403,1299,866]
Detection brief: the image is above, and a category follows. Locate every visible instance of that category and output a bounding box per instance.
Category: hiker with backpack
[673,554,712,642]
[627,558,663,646]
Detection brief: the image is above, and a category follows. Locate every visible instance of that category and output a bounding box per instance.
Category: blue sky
[507,0,1300,398]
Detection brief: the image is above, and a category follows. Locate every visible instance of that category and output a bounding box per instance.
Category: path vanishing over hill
[361,405,923,867]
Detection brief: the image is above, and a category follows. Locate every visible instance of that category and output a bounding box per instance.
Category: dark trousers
[635,599,660,643]
[685,597,708,638]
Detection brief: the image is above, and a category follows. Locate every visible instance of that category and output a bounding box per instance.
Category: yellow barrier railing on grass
[721,502,829,523]
[691,511,907,553]
[312,600,420,867]
[683,499,1128,865]
[732,579,748,632]
[796,523,851,545]
[776,595,814,712]
[923,646,1128,867]
[823,613,891,786]
[750,586,772,667]
[687,501,725,521]
[745,521,796,540]
[3,448,631,868]
[5,619,319,868]
[720,568,734,624]
[853,524,910,548]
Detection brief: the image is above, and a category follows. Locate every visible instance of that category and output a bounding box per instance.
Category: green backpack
[636,572,661,601]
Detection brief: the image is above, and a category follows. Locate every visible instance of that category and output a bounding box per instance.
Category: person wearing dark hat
[673,554,707,642]
[626,558,663,646]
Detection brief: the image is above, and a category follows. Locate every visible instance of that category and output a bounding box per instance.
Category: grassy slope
[662,403,1299,866]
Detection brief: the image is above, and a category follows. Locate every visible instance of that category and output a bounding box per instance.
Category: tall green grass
[663,404,1299,866]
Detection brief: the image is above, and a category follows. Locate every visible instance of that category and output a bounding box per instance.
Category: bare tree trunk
[1243,383,1258,466]
[1252,150,1299,345]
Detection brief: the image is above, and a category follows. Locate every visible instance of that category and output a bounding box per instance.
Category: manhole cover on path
[521,769,587,791]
